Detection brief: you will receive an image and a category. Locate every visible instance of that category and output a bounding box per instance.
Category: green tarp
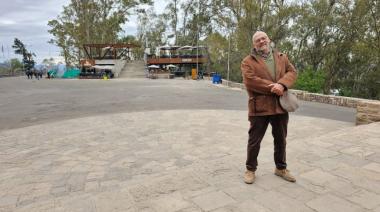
[62,68,80,78]
[48,68,80,78]
[48,69,57,78]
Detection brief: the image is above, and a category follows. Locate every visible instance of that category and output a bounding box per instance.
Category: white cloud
[0,0,167,63]
[0,19,16,25]
[0,0,70,63]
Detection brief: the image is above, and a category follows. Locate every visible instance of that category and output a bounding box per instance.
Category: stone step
[119,60,146,78]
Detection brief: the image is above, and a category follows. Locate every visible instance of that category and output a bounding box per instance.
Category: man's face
[253,33,270,53]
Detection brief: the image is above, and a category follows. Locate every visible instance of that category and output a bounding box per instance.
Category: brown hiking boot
[274,168,296,182]
[244,170,256,184]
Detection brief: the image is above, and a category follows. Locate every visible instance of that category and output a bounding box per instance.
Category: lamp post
[226,20,235,87]
[196,41,199,78]
[227,31,231,87]
[196,0,200,78]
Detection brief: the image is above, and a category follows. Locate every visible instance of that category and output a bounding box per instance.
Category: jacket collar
[251,48,279,61]
[250,48,283,82]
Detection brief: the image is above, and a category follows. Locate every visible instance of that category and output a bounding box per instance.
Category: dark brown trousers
[246,113,288,171]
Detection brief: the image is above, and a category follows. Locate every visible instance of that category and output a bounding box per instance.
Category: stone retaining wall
[290,90,360,108]
[356,101,380,125]
[221,79,380,125]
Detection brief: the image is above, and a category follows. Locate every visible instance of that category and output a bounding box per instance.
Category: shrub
[294,68,326,93]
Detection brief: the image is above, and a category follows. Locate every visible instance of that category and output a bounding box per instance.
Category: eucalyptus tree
[291,0,379,98]
[364,0,380,99]
[135,0,379,99]
[48,0,152,65]
[204,32,228,76]
[164,0,179,44]
[207,0,297,82]
[335,0,380,99]
[137,8,167,54]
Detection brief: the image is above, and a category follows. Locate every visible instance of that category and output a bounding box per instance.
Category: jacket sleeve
[277,54,297,89]
[241,58,273,94]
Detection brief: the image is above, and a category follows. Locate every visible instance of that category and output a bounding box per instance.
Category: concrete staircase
[119,60,146,78]
[112,60,127,78]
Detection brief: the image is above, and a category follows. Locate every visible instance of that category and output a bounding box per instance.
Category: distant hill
[0,62,10,69]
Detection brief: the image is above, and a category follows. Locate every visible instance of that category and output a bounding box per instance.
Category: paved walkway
[1,110,380,212]
[1,79,380,212]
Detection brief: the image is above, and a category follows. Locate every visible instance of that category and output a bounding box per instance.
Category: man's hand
[268,83,284,96]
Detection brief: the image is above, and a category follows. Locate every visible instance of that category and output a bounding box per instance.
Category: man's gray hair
[252,31,269,43]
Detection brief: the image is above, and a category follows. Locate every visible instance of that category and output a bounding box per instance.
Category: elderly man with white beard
[241,31,298,184]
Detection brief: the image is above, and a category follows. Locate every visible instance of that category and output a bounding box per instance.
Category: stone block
[366,153,380,163]
[66,172,87,192]
[12,199,55,212]
[340,146,375,158]
[236,199,271,212]
[222,183,266,201]
[253,173,288,190]
[347,189,380,209]
[191,191,236,211]
[276,183,317,202]
[0,195,17,208]
[362,162,380,173]
[50,186,67,197]
[85,181,99,192]
[254,190,314,212]
[306,194,363,212]
[356,100,380,125]
[325,179,360,196]
[0,206,15,212]
[330,154,370,167]
[141,192,192,212]
[300,169,337,186]
[129,173,208,203]
[368,114,380,122]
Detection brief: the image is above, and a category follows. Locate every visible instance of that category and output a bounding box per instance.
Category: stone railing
[221,79,380,125]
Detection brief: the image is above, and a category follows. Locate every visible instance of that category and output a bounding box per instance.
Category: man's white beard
[257,44,270,53]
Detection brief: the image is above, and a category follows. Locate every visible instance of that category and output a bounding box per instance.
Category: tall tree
[48,0,152,65]
[136,0,379,99]
[165,0,179,44]
[12,38,35,70]
[137,8,167,54]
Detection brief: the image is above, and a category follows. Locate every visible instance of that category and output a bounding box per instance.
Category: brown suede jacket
[241,49,297,116]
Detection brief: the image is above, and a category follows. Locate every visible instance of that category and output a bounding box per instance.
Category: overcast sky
[0,0,166,64]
